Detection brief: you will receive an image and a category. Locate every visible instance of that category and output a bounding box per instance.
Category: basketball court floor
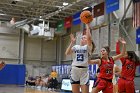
[0,77,140,93]
[0,86,70,93]
[0,79,140,93]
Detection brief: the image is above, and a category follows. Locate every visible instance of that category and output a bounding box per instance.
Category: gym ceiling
[0,0,94,23]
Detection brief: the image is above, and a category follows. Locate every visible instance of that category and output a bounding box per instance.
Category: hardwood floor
[25,88,58,93]
[0,85,60,93]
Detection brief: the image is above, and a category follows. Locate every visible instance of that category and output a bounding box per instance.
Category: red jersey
[98,57,114,80]
[120,58,140,80]
[116,41,140,80]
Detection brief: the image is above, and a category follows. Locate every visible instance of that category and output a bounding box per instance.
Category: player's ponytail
[91,41,96,53]
[127,51,140,63]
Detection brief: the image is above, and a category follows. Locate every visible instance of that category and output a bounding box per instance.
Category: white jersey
[71,45,90,67]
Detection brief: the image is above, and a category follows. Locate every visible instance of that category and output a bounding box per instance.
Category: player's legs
[70,67,81,93]
[80,68,89,93]
[113,79,118,93]
[72,84,80,93]
[125,80,135,93]
[81,84,89,93]
[118,78,126,93]
[92,87,101,93]
[91,78,106,93]
[103,81,113,93]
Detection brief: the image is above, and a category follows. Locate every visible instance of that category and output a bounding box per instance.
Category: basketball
[80,10,93,24]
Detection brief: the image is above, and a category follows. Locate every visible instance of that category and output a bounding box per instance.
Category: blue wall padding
[0,64,25,85]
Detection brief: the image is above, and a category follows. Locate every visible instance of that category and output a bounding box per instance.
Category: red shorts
[94,78,113,93]
[118,78,135,93]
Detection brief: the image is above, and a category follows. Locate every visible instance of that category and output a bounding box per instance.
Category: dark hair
[91,41,96,53]
[103,46,110,54]
[97,68,100,73]
[88,41,95,60]
[127,51,140,63]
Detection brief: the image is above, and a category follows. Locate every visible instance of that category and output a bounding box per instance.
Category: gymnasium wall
[42,40,56,61]
[0,27,20,64]
[26,65,50,77]
[62,35,71,61]
[122,18,136,50]
[24,35,56,61]
[24,36,41,60]
[0,26,57,77]
[24,35,57,76]
[25,61,56,77]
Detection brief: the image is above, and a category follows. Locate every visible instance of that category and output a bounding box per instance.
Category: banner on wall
[73,12,81,25]
[94,2,105,18]
[52,64,71,75]
[56,20,64,32]
[64,16,72,28]
[63,65,67,74]
[91,2,107,28]
[110,19,119,51]
[51,64,97,76]
[89,64,97,75]
[52,66,56,71]
[136,27,140,44]
[106,0,119,14]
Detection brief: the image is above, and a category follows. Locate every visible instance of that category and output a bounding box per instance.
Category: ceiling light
[39,18,43,21]
[14,0,23,1]
[63,2,69,6]
[0,13,6,15]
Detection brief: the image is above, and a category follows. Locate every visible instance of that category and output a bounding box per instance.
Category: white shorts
[70,66,89,85]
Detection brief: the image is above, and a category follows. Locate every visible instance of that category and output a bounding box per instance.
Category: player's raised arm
[65,34,76,55]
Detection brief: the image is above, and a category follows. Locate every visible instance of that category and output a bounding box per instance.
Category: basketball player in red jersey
[116,39,140,93]
[88,38,126,93]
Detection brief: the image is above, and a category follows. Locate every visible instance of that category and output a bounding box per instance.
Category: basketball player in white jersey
[65,24,93,93]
